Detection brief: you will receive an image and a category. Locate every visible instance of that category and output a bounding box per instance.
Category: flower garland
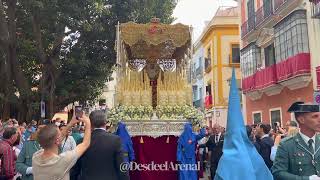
[107,105,153,125]
[156,105,204,126]
[107,105,204,127]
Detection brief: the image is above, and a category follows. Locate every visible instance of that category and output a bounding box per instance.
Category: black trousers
[210,165,218,179]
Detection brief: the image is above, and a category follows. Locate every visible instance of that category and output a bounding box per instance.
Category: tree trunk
[31,12,62,120]
[0,0,11,119]
[17,101,33,122]
[2,101,10,119]
[1,0,32,122]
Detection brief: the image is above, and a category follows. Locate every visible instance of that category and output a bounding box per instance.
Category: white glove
[309,175,320,180]
[26,167,33,175]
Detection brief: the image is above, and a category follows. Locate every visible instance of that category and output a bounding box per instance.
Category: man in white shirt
[32,113,91,180]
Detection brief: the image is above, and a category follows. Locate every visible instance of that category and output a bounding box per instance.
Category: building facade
[239,0,320,127]
[197,7,241,127]
[191,42,205,110]
[93,72,117,111]
[309,0,320,94]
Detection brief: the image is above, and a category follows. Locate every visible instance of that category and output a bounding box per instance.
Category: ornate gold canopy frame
[115,19,193,108]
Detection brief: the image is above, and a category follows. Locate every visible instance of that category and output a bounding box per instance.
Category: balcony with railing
[241,20,249,38]
[242,53,311,99]
[241,14,256,38]
[248,15,255,32]
[311,0,320,18]
[255,0,273,27]
[241,0,300,39]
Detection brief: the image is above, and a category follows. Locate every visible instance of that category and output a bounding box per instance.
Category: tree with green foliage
[0,0,177,122]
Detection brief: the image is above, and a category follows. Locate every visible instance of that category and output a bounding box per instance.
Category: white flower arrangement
[107,105,154,125]
[156,105,204,125]
[108,105,204,126]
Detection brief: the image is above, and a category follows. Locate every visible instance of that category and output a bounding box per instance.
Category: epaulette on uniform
[281,136,294,143]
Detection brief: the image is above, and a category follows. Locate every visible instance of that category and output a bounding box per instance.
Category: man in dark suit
[78,110,129,180]
[256,123,274,169]
[206,125,224,179]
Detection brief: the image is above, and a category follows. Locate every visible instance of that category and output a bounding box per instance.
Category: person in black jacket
[206,125,224,179]
[256,123,274,169]
[78,110,129,180]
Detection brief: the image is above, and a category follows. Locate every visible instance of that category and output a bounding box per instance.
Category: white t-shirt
[32,149,78,180]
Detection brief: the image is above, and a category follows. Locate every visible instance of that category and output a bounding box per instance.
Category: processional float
[109,18,204,137]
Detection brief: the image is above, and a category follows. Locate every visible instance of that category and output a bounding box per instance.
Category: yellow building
[199,7,241,127]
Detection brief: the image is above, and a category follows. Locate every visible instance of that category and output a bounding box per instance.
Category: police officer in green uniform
[272,102,320,180]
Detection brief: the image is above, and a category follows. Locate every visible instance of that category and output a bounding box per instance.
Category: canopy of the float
[119,21,191,62]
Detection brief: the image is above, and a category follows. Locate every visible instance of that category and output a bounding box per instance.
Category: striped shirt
[0,140,17,179]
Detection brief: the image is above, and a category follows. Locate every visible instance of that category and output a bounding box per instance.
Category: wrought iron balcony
[310,0,320,18]
[256,0,273,27]
[247,15,255,34]
[242,0,304,39]
[241,14,255,38]
[241,20,249,38]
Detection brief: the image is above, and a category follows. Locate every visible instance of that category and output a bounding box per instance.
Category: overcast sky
[173,0,238,41]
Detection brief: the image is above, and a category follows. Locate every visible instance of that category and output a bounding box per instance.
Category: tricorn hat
[288,101,320,113]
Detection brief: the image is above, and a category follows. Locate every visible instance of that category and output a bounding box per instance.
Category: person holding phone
[75,106,83,120]
[32,109,91,180]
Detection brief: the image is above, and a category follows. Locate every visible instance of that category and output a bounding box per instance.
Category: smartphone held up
[74,106,83,120]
